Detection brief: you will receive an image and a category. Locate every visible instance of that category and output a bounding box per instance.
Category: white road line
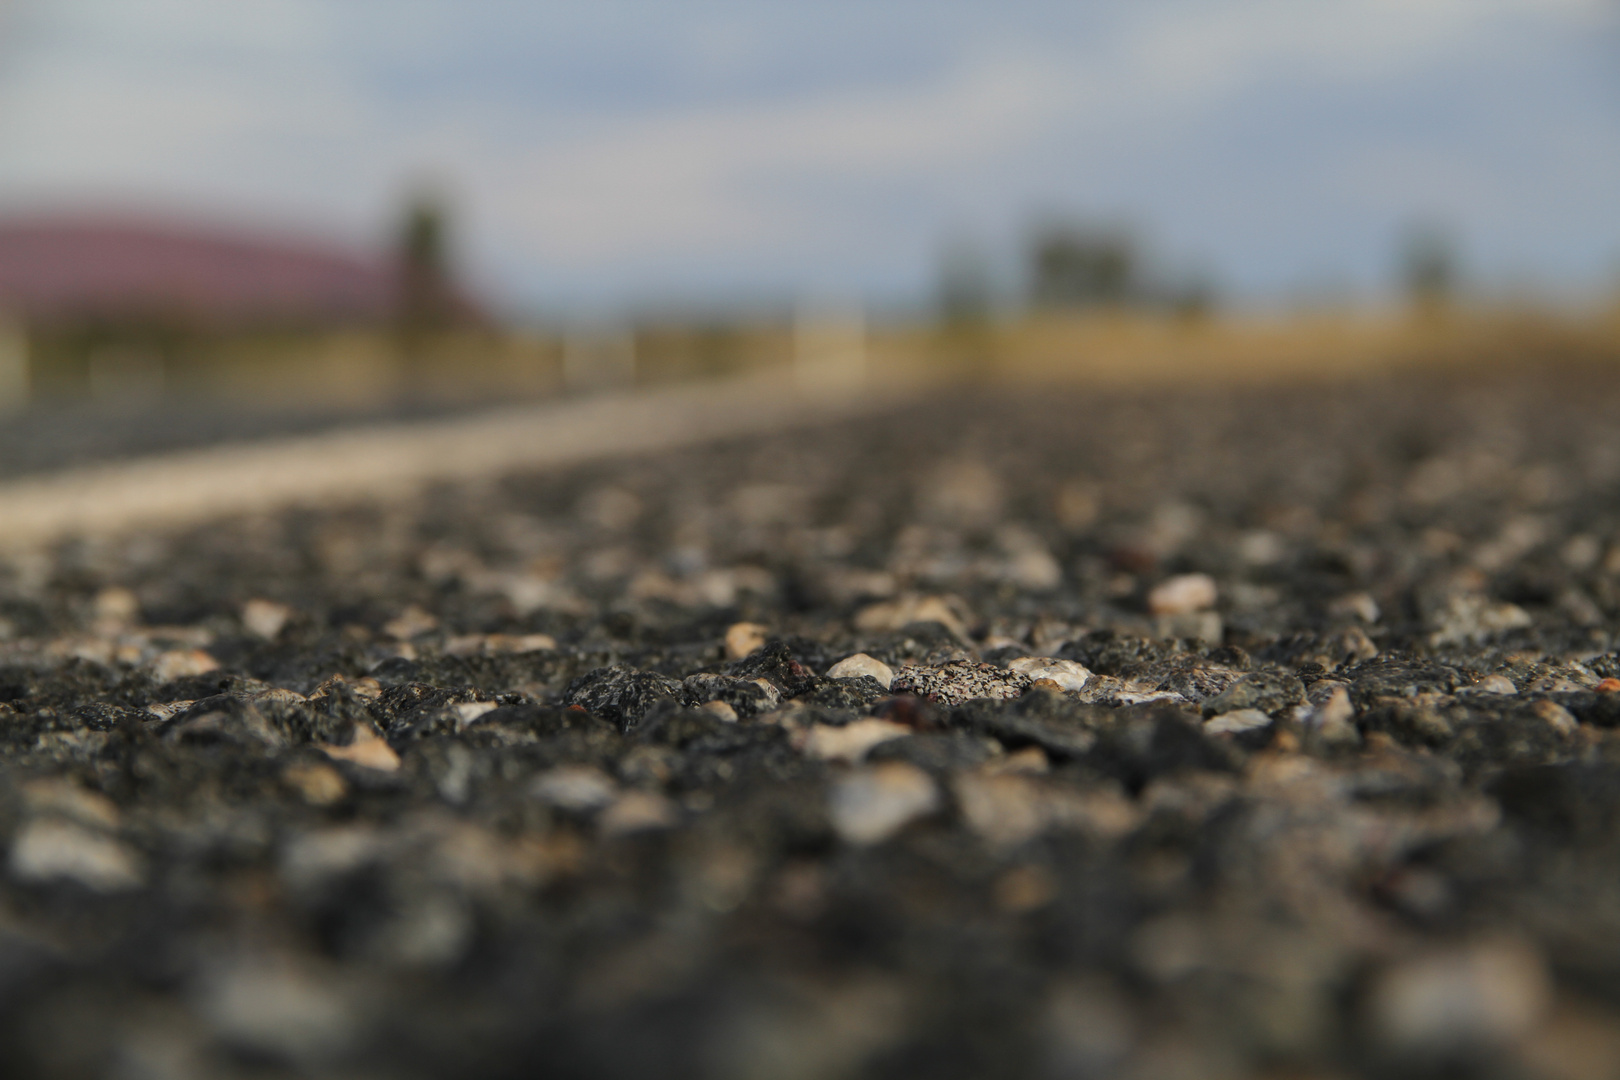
[0,374,911,547]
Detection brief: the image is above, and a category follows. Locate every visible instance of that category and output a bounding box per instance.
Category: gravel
[4,367,1620,1077]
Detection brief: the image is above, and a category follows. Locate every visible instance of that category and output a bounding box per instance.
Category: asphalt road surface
[3,363,1620,1080]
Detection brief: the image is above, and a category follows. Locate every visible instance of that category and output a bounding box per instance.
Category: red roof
[0,216,400,325]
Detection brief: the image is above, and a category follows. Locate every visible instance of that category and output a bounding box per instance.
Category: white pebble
[454,701,498,727]
[1204,709,1272,735]
[828,763,939,845]
[1369,940,1549,1051]
[241,598,293,641]
[530,766,618,812]
[698,700,739,723]
[1147,573,1218,615]
[599,791,679,835]
[725,622,768,660]
[149,649,219,681]
[826,653,895,689]
[1006,657,1091,692]
[799,719,910,763]
[1533,700,1578,736]
[1473,675,1517,695]
[10,819,144,892]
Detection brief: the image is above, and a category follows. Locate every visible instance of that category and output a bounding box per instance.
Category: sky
[0,0,1616,315]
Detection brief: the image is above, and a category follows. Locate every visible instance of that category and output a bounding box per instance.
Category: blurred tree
[396,192,458,336]
[1400,222,1458,317]
[938,238,994,326]
[1028,225,1137,309]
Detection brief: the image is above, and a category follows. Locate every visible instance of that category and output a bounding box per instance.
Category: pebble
[1600,678,1620,693]
[827,763,939,845]
[93,586,140,627]
[383,605,439,640]
[201,958,357,1062]
[149,649,219,681]
[725,622,768,660]
[9,819,144,892]
[1473,674,1518,694]
[891,660,1031,705]
[1147,573,1218,616]
[1369,940,1550,1052]
[698,700,740,723]
[445,632,558,656]
[1429,594,1533,647]
[826,652,895,689]
[954,773,1139,849]
[22,779,120,829]
[1328,591,1381,623]
[1204,709,1272,735]
[1006,656,1091,692]
[530,766,618,812]
[798,719,910,763]
[1532,699,1579,736]
[453,701,498,727]
[319,727,401,772]
[994,864,1057,913]
[853,594,971,641]
[1301,685,1359,745]
[241,598,293,641]
[599,791,679,835]
[984,745,1051,775]
[282,763,347,806]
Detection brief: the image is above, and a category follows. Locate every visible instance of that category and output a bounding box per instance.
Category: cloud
[0,0,1613,303]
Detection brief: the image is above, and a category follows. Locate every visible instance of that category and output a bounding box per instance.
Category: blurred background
[0,0,1617,411]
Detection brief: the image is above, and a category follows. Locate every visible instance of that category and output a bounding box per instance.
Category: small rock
[1201,671,1305,717]
[1204,709,1272,735]
[725,622,769,660]
[698,700,739,723]
[201,957,357,1062]
[1532,699,1579,736]
[599,791,679,835]
[453,701,497,727]
[241,598,293,641]
[891,660,1031,705]
[563,666,683,730]
[149,649,219,681]
[983,746,1051,775]
[798,719,910,763]
[1301,685,1359,745]
[9,819,143,892]
[383,605,439,641]
[1147,573,1218,616]
[1474,675,1518,695]
[1006,656,1091,692]
[1369,939,1550,1052]
[254,687,307,706]
[826,652,895,689]
[682,672,781,717]
[445,632,557,656]
[282,763,347,806]
[21,779,120,829]
[828,763,939,845]
[146,699,195,721]
[320,728,401,772]
[853,594,971,642]
[1599,678,1620,693]
[531,766,618,812]
[994,865,1057,913]
[1329,591,1381,623]
[1429,594,1533,647]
